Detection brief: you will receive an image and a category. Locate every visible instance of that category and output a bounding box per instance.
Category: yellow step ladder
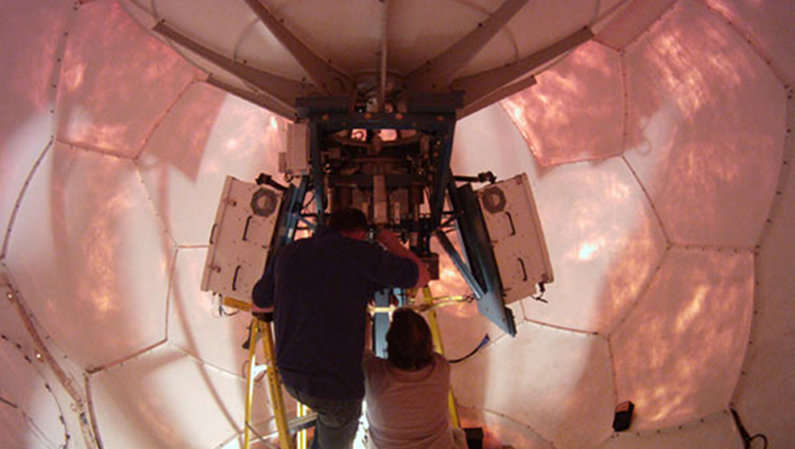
[230,287,467,448]
[222,297,315,449]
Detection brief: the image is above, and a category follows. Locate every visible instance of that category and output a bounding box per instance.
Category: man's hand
[376,229,431,288]
[375,229,404,251]
[251,303,274,322]
[251,304,273,314]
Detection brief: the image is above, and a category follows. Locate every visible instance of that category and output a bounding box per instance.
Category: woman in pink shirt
[363,308,467,449]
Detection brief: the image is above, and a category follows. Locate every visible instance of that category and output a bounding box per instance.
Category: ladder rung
[289,413,317,434]
[249,413,317,442]
[251,364,268,376]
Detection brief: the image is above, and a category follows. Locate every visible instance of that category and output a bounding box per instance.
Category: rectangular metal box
[200,176,282,302]
[476,173,553,304]
[279,122,310,176]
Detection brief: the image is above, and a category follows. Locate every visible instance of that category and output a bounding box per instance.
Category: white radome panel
[528,158,666,333]
[55,0,195,157]
[171,248,254,374]
[733,92,795,449]
[451,324,615,448]
[623,0,785,247]
[452,103,539,182]
[1,275,36,350]
[6,142,172,370]
[0,0,71,258]
[0,404,28,449]
[705,0,795,86]
[1,276,92,449]
[611,247,754,430]
[502,41,625,166]
[0,338,67,448]
[598,411,742,449]
[137,83,285,246]
[458,405,554,449]
[90,344,259,449]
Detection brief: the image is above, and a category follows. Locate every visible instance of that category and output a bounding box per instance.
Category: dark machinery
[200,85,554,449]
[252,92,552,345]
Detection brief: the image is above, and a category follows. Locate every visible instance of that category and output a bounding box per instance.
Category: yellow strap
[420,287,461,428]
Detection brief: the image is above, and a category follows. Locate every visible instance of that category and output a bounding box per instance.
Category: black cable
[532,282,548,303]
[449,334,490,364]
[212,295,240,317]
[731,408,768,449]
[749,434,768,449]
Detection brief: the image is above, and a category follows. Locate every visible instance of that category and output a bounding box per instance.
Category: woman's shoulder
[432,352,450,367]
[430,353,451,378]
[363,352,390,375]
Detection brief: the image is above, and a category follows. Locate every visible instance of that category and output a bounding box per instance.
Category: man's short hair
[328,208,368,232]
[386,308,434,371]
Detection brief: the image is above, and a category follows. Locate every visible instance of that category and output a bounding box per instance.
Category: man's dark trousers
[286,385,361,449]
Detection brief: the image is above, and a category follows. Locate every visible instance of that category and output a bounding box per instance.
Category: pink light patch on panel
[137,83,287,246]
[167,248,252,374]
[55,1,195,157]
[0,0,72,255]
[89,345,255,449]
[623,0,785,247]
[502,41,624,167]
[611,247,753,430]
[529,159,666,333]
[451,325,614,448]
[6,143,172,370]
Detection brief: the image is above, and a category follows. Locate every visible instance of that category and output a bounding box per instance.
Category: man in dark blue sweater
[252,208,430,449]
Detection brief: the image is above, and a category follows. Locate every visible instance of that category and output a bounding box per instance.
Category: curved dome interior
[1,0,793,448]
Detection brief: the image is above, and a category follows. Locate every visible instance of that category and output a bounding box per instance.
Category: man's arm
[376,229,431,288]
[251,303,273,313]
[251,259,276,314]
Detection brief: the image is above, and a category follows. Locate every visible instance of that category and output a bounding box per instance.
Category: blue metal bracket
[373,288,391,358]
[446,181,517,336]
[434,230,485,299]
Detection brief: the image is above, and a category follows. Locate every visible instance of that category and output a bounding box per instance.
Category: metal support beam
[154,22,310,107]
[434,230,485,298]
[303,111,456,132]
[308,121,326,223]
[429,124,456,229]
[378,0,389,110]
[243,0,352,96]
[206,75,296,120]
[457,75,536,119]
[453,27,593,109]
[408,0,528,92]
